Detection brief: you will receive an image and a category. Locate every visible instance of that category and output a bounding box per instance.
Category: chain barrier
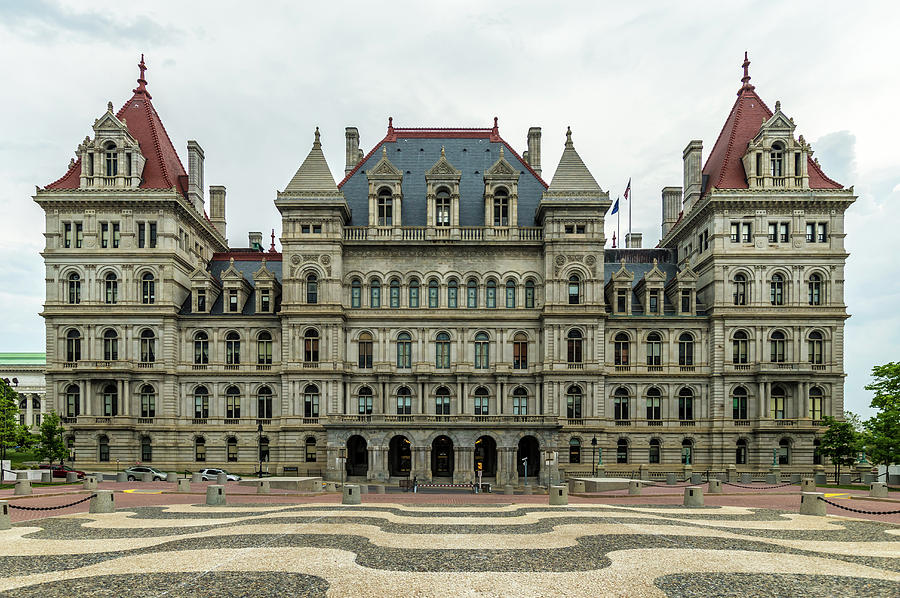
[8,494,96,511]
[816,496,900,516]
[643,479,696,487]
[722,481,797,490]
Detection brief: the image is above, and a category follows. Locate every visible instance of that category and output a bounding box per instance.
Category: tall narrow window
[390,278,401,308]
[65,384,80,417]
[75,222,83,248]
[377,187,393,226]
[770,273,784,306]
[817,223,827,243]
[778,438,790,465]
[140,385,156,418]
[513,387,528,415]
[733,274,747,305]
[732,386,748,419]
[63,222,72,248]
[66,329,81,362]
[104,143,117,176]
[435,332,451,368]
[770,331,786,363]
[648,290,659,314]
[304,384,319,417]
[566,385,583,418]
[428,279,439,308]
[196,289,206,312]
[474,332,490,369]
[102,383,118,417]
[101,222,110,248]
[225,331,241,365]
[486,280,496,308]
[194,386,209,419]
[305,437,317,462]
[351,278,361,308]
[226,437,237,462]
[358,387,373,415]
[512,332,528,369]
[358,332,373,368]
[616,289,627,313]
[649,439,660,464]
[306,274,318,304]
[257,386,273,419]
[808,273,823,305]
[67,273,81,304]
[613,333,630,366]
[138,222,146,248]
[566,329,583,364]
[770,142,784,177]
[193,331,209,364]
[103,329,118,361]
[678,387,694,420]
[396,386,412,415]
[678,332,694,366]
[104,273,118,304]
[617,439,628,464]
[435,387,451,415]
[646,332,662,366]
[474,387,490,415]
[140,329,156,363]
[493,188,509,226]
[435,188,451,226]
[736,439,748,465]
[569,438,581,464]
[467,279,477,308]
[141,436,152,462]
[732,330,749,364]
[260,288,270,313]
[809,386,824,420]
[225,385,241,419]
[568,275,581,305]
[148,222,157,248]
[447,279,458,308]
[141,273,155,305]
[304,329,319,363]
[646,387,661,420]
[525,279,535,308]
[613,387,629,420]
[505,280,516,308]
[228,290,238,312]
[680,289,691,314]
[808,331,824,365]
[681,439,693,465]
[397,332,412,368]
[370,279,381,308]
[770,385,786,419]
[409,278,420,308]
[112,223,120,248]
[98,435,110,462]
[257,331,273,365]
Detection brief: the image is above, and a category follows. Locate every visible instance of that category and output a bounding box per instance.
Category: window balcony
[342,226,543,243]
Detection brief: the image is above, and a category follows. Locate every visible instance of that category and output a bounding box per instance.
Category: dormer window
[104,142,118,176]
[493,187,509,226]
[196,289,206,312]
[770,142,784,177]
[436,188,451,226]
[260,289,271,312]
[228,289,238,312]
[377,187,393,226]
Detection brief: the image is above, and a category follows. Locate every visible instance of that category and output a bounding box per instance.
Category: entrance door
[431,435,454,477]
[347,435,368,476]
[474,435,497,476]
[389,435,412,477]
[517,436,540,478]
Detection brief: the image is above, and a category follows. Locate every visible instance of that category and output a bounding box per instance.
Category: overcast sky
[1,1,897,417]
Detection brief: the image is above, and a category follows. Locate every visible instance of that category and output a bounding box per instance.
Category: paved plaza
[0,483,898,597]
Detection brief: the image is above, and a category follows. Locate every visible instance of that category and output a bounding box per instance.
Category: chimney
[683,140,703,211]
[345,127,360,175]
[526,127,542,175]
[248,231,263,250]
[187,140,205,213]
[209,185,226,239]
[625,232,643,249]
[661,186,682,237]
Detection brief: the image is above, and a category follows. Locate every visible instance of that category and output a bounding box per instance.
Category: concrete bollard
[740,472,753,484]
[815,472,827,486]
[66,472,78,483]
[89,490,115,514]
[116,472,127,483]
[376,485,386,494]
[765,472,778,484]
[639,465,650,481]
[522,485,533,495]
[342,484,361,505]
[708,479,722,494]
[801,478,816,492]
[16,471,28,481]
[166,472,178,483]
[549,485,568,505]
[800,492,827,516]
[839,473,851,485]
[14,480,32,496]
[206,485,226,506]
[503,484,514,495]
[889,474,900,486]
[684,486,704,506]
[628,480,642,495]
[570,480,586,493]
[216,473,227,485]
[870,482,888,498]
[790,473,802,484]
[83,475,98,491]
[192,472,203,484]
[257,480,271,494]
[359,484,369,494]
[40,470,51,483]
[141,472,153,483]
[666,473,677,485]
[862,473,875,484]
[726,465,737,482]
[0,501,9,530]
[324,482,337,492]
[690,473,702,485]
[177,479,191,493]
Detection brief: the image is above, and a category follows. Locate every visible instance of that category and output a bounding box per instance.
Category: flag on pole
[624,178,631,200]
[609,198,619,215]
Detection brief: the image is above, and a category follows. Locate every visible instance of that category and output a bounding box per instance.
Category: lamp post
[339,447,347,487]
[591,435,598,477]
[545,450,555,487]
[521,457,528,486]
[256,422,263,478]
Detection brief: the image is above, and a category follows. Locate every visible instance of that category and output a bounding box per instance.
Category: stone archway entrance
[388,435,412,477]
[347,435,368,477]
[517,435,540,480]
[431,435,454,478]
[474,435,497,477]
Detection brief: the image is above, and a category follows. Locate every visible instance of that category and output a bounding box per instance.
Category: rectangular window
[448,285,457,308]
[260,289,270,312]
[467,284,477,308]
[646,398,661,420]
[817,223,827,243]
[312,225,322,234]
[565,225,574,234]
[149,222,157,248]
[435,395,450,415]
[112,223,120,248]
[505,284,515,308]
[358,340,373,369]
[767,222,777,243]
[428,284,438,308]
[370,286,381,308]
[351,285,361,308]
[305,442,317,462]
[229,290,238,312]
[391,284,401,308]
[75,223,83,248]
[779,222,789,243]
[616,289,627,314]
[301,225,310,234]
[771,397,785,419]
[649,291,659,314]
[730,222,739,243]
[755,153,762,179]
[138,222,145,248]
[64,222,72,248]
[576,224,585,234]
[474,396,489,416]
[741,222,751,243]
[681,290,691,314]
[409,285,419,308]
[513,339,527,369]
[525,285,534,308]
[806,222,815,243]
[486,285,496,308]
[101,222,109,248]
[197,289,206,312]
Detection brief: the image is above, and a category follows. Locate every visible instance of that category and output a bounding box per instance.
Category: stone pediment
[220,258,247,284]
[484,146,519,179]
[425,147,461,181]
[366,147,403,179]
[190,265,218,285]
[610,259,635,282]
[253,258,277,282]
[642,259,667,283]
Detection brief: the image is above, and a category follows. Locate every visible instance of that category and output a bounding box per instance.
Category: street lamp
[338,447,347,487]
[257,422,264,478]
[591,435,598,477]
[545,450,555,487]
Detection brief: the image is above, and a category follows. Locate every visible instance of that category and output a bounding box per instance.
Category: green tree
[0,378,21,474]
[863,362,900,466]
[35,411,67,466]
[818,415,859,479]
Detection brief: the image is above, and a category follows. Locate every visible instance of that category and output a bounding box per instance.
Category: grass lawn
[4,448,41,469]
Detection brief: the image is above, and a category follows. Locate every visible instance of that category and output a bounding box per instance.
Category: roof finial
[775,100,781,112]
[388,116,394,133]
[565,126,573,147]
[133,53,151,98]
[740,51,754,93]
[313,126,321,148]
[441,145,445,157]
[499,145,504,158]
[270,229,276,252]
[382,146,387,158]
[107,101,113,112]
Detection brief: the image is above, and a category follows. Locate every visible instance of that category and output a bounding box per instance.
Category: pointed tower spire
[133,53,151,98]
[545,126,602,196]
[739,51,754,94]
[283,127,339,195]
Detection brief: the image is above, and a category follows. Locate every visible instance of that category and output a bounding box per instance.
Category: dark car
[38,464,86,479]
[123,466,168,481]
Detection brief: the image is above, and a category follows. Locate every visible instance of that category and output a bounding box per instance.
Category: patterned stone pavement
[0,498,898,597]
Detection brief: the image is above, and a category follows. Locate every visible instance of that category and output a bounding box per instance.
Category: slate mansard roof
[179,252,283,317]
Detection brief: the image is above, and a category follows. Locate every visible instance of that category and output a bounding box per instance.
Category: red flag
[624,178,631,201]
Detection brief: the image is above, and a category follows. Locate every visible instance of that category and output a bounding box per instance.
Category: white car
[198,468,241,481]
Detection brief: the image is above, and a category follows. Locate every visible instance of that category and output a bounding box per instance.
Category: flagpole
[628,178,632,241]
[617,198,620,249]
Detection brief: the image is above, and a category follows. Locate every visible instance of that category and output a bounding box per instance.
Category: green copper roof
[0,353,46,365]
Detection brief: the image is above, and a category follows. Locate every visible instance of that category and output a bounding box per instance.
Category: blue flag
[610,198,619,215]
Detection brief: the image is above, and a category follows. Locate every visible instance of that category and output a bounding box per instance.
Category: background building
[1,353,46,430]
[33,56,854,481]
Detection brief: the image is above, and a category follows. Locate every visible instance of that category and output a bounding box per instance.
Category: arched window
[447,278,458,308]
[257,331,273,365]
[525,279,535,308]
[305,436,317,462]
[428,279,439,308]
[141,436,152,462]
[67,273,81,304]
[193,385,209,419]
[485,279,497,308]
[678,332,694,366]
[396,386,412,415]
[808,330,824,365]
[770,273,784,306]
[104,142,117,176]
[140,329,156,363]
[770,384,787,419]
[568,274,580,305]
[778,438,791,465]
[505,279,516,308]
[140,384,155,418]
[770,141,784,177]
[358,332,373,368]
[733,273,747,305]
[259,436,270,463]
[493,187,509,226]
[101,383,118,417]
[377,187,393,226]
[813,438,822,465]
[613,387,630,420]
[467,278,478,308]
[435,187,451,226]
[435,386,451,415]
[390,278,401,308]
[732,330,749,364]
[65,383,80,417]
[513,332,528,369]
[397,332,412,368]
[225,385,241,419]
[646,332,662,366]
[736,439,748,465]
[566,385,583,418]
[681,438,693,465]
[567,329,583,364]
[350,278,361,308]
[646,387,662,420]
[306,273,318,304]
[770,330,786,363]
[649,438,661,464]
[617,438,628,464]
[435,332,451,368]
[226,436,237,462]
[65,329,81,363]
[409,278,420,308]
[809,386,824,421]
[808,273,823,306]
[304,329,319,363]
[194,331,209,365]
[98,435,109,462]
[103,329,118,361]
[257,386,273,419]
[474,332,490,369]
[195,437,206,462]
[513,386,528,415]
[678,387,694,421]
[732,386,749,420]
[225,331,241,365]
[304,384,319,418]
[104,272,118,304]
[141,272,155,305]
[370,279,381,308]
[614,332,630,366]
[569,438,581,464]
[357,386,373,415]
[474,386,490,416]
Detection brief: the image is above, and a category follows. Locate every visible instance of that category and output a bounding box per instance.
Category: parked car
[197,468,241,482]
[123,466,168,481]
[38,464,86,479]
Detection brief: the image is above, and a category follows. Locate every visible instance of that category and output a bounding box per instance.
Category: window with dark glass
[304,385,319,417]
[226,437,237,462]
[435,387,450,415]
[351,279,361,307]
[732,386,748,419]
[436,332,451,368]
[428,279,439,308]
[646,332,662,366]
[193,331,209,364]
[105,273,118,304]
[678,387,694,420]
[65,384,80,417]
[568,275,581,305]
[678,332,694,366]
[474,387,489,415]
[617,439,628,464]
[613,333,629,365]
[493,188,509,226]
[525,279,535,308]
[140,385,155,418]
[194,386,210,419]
[770,274,784,305]
[613,387,629,420]
[358,332,373,368]
[732,330,749,364]
[142,273,156,305]
[257,331,273,365]
[733,273,747,305]
[467,279,477,308]
[103,329,118,361]
[808,273,822,305]
[304,329,319,363]
[225,386,241,419]
[616,289,627,313]
[257,386,273,419]
[68,273,81,304]
[770,331,786,363]
[808,330,824,364]
[396,386,412,415]
[225,331,241,365]
[390,278,401,308]
[141,436,152,462]
[101,383,118,416]
[649,439,660,464]
[140,329,155,363]
[513,387,527,415]
[474,332,490,369]
[306,274,318,304]
[486,280,496,308]
[370,279,381,308]
[377,187,393,226]
[409,278,419,308]
[66,329,81,362]
[197,289,206,312]
[397,332,411,368]
[567,329,583,364]
[513,332,527,369]
[566,385,582,418]
[435,188,451,226]
[646,387,662,420]
[447,279,458,308]
[569,438,581,464]
[358,387,374,415]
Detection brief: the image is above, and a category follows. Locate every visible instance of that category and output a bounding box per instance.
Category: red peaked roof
[702,54,842,192]
[45,56,188,194]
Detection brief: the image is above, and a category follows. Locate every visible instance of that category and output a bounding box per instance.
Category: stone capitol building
[34,54,854,484]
